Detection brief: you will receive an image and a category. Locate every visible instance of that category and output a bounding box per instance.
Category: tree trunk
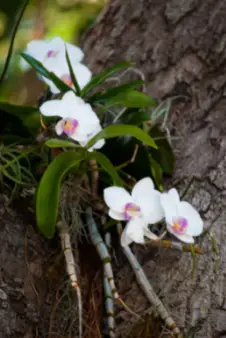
[0,197,66,338]
[82,1,226,337]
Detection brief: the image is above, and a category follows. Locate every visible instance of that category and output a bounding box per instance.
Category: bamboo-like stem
[104,233,115,337]
[146,239,203,255]
[56,221,82,338]
[117,224,181,336]
[85,207,140,319]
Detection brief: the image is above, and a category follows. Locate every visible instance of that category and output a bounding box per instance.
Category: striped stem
[57,221,82,338]
[146,239,203,254]
[86,207,140,319]
[117,224,181,336]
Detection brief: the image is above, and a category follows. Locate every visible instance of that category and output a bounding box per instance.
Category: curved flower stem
[146,239,203,254]
[117,223,181,336]
[56,221,82,338]
[85,207,140,320]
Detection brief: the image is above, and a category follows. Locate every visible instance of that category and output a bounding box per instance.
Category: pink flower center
[62,119,79,136]
[172,217,188,234]
[61,74,73,87]
[47,50,58,58]
[124,202,141,221]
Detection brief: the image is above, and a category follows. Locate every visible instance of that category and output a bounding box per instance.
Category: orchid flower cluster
[104,177,204,246]
[22,37,104,151]
[22,37,204,247]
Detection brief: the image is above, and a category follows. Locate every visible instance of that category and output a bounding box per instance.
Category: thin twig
[115,144,139,171]
[89,159,99,196]
[145,239,203,255]
[117,223,181,336]
[56,221,82,338]
[85,207,140,320]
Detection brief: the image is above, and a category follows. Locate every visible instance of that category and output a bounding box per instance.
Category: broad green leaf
[149,157,163,191]
[45,138,80,148]
[117,108,150,125]
[81,61,132,96]
[21,53,72,93]
[107,90,157,108]
[65,47,81,95]
[36,150,84,238]
[0,101,40,134]
[89,151,122,186]
[101,136,152,181]
[88,80,144,103]
[87,124,157,149]
[149,125,175,175]
[0,101,37,115]
[0,0,29,86]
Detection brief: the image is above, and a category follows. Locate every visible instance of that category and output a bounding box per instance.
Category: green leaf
[21,53,72,93]
[81,61,132,96]
[87,124,157,149]
[0,101,37,115]
[65,46,81,95]
[107,90,157,108]
[89,151,122,186]
[45,138,80,148]
[149,125,175,174]
[149,157,163,191]
[36,150,84,238]
[0,101,40,134]
[88,80,144,103]
[101,136,152,181]
[117,108,150,125]
[0,0,29,87]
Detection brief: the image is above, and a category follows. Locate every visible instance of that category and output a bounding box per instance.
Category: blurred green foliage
[0,0,106,102]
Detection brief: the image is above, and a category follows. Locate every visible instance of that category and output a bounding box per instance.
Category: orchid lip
[172,217,188,234]
[124,202,141,221]
[62,118,79,136]
[61,74,73,87]
[47,50,58,58]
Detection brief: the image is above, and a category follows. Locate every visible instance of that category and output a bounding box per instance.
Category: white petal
[26,40,48,62]
[121,217,145,247]
[168,188,180,204]
[131,177,154,200]
[104,187,132,213]
[120,227,133,247]
[66,43,84,63]
[71,63,92,89]
[143,226,159,240]
[39,100,65,118]
[108,209,125,221]
[167,225,195,243]
[49,37,64,51]
[69,130,88,143]
[62,90,80,104]
[55,120,63,135]
[136,190,164,224]
[177,201,203,236]
[92,138,105,150]
[160,192,177,225]
[19,57,31,71]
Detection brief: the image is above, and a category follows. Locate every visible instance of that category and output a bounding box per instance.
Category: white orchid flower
[160,188,203,243]
[104,177,164,247]
[42,57,91,94]
[20,36,84,71]
[39,91,104,150]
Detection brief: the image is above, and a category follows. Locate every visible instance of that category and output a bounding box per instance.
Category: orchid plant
[0,30,205,338]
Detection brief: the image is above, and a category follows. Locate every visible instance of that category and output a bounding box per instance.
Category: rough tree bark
[82,1,226,337]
